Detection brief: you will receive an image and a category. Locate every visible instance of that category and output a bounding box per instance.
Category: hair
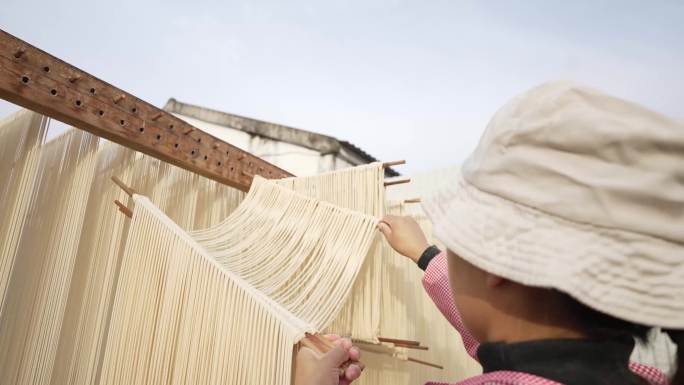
[558,292,650,342]
[665,329,684,385]
[558,292,682,384]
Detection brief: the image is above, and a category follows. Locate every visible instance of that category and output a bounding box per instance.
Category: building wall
[174,114,353,176]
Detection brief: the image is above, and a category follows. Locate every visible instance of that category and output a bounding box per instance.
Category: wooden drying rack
[0,29,410,192]
[0,29,291,192]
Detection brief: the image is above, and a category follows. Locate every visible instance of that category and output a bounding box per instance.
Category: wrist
[408,243,430,263]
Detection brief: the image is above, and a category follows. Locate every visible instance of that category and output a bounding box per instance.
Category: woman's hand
[377,215,430,263]
[294,335,363,385]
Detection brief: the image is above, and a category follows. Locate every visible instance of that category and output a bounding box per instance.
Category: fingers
[320,336,363,383]
[377,221,391,237]
[343,363,363,381]
[321,342,350,367]
[380,215,398,227]
[348,346,360,361]
[333,338,352,351]
[322,333,341,342]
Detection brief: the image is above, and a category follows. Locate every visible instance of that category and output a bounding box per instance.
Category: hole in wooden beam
[75,100,82,107]
[90,88,96,94]
[119,120,125,126]
[21,75,29,84]
[50,89,57,96]
[98,110,104,116]
[42,66,50,73]
[139,127,144,132]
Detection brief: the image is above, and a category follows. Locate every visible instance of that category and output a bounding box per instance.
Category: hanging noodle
[0,109,518,385]
[99,176,379,385]
[275,165,385,342]
[0,110,244,385]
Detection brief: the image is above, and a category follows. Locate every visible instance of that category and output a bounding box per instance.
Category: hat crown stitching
[463,81,684,244]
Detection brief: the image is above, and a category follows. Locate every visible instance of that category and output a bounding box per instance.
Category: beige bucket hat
[422,81,684,329]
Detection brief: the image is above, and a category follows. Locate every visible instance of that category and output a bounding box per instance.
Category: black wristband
[417,245,441,271]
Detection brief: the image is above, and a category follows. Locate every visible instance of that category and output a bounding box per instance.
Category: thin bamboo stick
[407,357,443,370]
[111,176,136,197]
[382,160,406,168]
[113,200,132,218]
[377,337,420,346]
[384,178,411,187]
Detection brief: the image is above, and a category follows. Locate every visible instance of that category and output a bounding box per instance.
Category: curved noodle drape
[275,165,386,341]
[99,177,379,385]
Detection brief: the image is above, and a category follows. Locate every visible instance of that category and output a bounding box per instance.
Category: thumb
[321,343,350,367]
[377,222,392,237]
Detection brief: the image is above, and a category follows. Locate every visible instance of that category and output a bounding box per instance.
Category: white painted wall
[174,113,353,176]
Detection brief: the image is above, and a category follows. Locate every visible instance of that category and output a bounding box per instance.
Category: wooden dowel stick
[356,338,428,350]
[403,198,421,204]
[393,343,428,350]
[407,356,443,370]
[384,178,411,187]
[355,344,395,356]
[114,200,132,218]
[382,160,406,168]
[377,337,421,346]
[111,176,136,197]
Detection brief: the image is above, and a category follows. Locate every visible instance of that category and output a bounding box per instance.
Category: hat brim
[422,171,684,329]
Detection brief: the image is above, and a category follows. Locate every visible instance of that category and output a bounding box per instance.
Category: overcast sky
[1,0,682,174]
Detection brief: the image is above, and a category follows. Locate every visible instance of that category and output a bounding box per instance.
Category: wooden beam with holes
[0,29,292,192]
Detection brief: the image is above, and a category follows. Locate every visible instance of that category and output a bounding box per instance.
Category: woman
[295,82,683,385]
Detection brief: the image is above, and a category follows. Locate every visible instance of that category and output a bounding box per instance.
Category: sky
[1,0,682,174]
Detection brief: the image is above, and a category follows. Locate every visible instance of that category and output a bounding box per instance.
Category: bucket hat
[423,81,684,328]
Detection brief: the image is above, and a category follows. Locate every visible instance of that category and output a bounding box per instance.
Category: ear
[485,273,505,288]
